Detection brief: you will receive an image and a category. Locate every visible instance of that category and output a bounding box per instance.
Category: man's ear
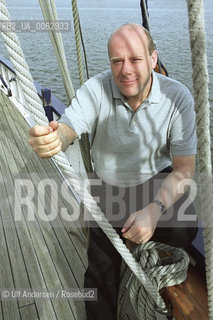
[151,50,158,69]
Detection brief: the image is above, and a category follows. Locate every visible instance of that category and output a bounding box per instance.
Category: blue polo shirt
[59,71,197,186]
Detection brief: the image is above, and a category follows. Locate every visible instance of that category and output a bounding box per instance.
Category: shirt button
[132,121,136,125]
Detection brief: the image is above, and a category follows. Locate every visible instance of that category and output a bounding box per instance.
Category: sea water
[0,0,212,151]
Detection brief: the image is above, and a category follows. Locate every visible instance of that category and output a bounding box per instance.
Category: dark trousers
[84,168,198,320]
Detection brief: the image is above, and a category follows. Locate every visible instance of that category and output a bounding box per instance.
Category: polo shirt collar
[147,71,161,104]
[110,70,161,104]
[111,74,122,99]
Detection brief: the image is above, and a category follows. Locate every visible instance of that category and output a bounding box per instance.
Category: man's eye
[132,58,142,62]
[112,60,122,64]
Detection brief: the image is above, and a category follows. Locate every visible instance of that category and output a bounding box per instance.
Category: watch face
[153,200,167,214]
[161,204,166,212]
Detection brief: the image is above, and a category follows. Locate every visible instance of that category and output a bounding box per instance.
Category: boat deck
[0,90,88,320]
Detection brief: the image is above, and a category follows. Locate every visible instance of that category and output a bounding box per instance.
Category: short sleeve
[169,87,197,156]
[59,77,102,139]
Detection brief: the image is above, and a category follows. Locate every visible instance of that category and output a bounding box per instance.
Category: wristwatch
[152,200,167,215]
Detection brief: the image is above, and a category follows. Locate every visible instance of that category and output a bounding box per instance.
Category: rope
[118,242,189,319]
[71,0,89,83]
[39,0,93,173]
[0,1,48,126]
[79,22,90,80]
[140,0,150,31]
[38,0,75,104]
[71,0,84,86]
[140,0,168,76]
[187,0,213,319]
[0,1,190,318]
[71,0,93,173]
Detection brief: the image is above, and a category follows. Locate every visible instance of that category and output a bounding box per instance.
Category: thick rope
[118,242,189,319]
[39,0,93,173]
[187,0,213,319]
[0,1,191,318]
[38,0,75,104]
[0,1,48,126]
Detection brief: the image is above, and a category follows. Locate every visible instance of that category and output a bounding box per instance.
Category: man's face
[109,27,157,106]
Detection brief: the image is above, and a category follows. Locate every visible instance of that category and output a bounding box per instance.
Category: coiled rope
[118,242,189,319]
[187,0,213,318]
[0,0,191,318]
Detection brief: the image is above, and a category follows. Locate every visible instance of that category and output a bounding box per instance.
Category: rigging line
[71,0,93,173]
[140,0,150,31]
[79,22,89,80]
[187,0,213,318]
[71,0,89,80]
[139,0,168,77]
[39,0,75,103]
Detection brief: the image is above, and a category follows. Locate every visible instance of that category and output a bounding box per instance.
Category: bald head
[108,23,156,58]
[107,23,158,109]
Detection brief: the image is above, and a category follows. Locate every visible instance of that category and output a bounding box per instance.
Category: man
[29,24,197,319]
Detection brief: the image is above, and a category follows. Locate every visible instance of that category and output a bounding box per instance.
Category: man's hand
[121,203,161,244]
[28,121,77,158]
[122,155,195,246]
[28,121,62,158]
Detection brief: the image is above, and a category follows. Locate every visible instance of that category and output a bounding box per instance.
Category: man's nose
[121,60,132,75]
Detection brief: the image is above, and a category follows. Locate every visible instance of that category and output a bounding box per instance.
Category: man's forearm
[58,122,78,152]
[154,171,192,209]
[154,156,195,210]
